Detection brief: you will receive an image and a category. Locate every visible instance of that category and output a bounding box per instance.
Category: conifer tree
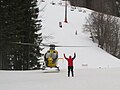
[0,0,43,70]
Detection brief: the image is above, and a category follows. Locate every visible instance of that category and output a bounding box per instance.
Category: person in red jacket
[64,53,76,77]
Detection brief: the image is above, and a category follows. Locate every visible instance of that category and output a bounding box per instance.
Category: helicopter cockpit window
[51,53,58,59]
[45,53,50,58]
[45,51,58,59]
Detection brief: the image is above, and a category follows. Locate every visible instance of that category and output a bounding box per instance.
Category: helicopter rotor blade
[40,43,50,47]
[12,42,35,46]
[11,42,91,47]
[54,45,91,47]
[12,42,47,46]
[11,42,52,47]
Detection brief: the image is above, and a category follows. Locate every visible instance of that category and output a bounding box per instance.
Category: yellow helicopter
[12,42,89,71]
[41,44,60,71]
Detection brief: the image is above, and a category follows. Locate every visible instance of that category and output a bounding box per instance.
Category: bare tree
[84,11,120,58]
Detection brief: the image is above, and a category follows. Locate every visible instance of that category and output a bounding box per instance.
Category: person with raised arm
[64,53,76,77]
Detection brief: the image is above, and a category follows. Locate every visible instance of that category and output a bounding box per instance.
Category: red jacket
[64,53,76,66]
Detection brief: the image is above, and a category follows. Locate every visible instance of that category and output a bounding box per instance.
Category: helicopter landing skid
[41,66,60,72]
[55,66,60,71]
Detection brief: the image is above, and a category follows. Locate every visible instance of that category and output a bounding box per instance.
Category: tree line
[68,0,118,17]
[84,12,120,59]
[83,1,120,60]
[0,0,43,70]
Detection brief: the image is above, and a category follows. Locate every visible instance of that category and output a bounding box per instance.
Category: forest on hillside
[68,0,120,17]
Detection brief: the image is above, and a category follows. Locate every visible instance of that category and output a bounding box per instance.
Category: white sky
[0,0,120,90]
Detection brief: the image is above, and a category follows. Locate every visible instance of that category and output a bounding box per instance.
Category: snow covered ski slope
[39,0,120,69]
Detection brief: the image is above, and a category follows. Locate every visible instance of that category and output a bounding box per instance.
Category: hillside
[39,0,120,69]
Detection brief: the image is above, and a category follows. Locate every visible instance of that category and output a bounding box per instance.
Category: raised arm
[64,53,68,60]
[72,53,76,60]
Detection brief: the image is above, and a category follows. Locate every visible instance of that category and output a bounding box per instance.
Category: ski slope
[1,0,120,90]
[39,0,120,69]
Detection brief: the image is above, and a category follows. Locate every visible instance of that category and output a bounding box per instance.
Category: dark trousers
[68,66,74,77]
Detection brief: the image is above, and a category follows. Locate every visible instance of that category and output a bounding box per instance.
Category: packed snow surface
[1,69,120,90]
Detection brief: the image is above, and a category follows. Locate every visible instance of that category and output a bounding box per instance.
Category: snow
[1,69,120,90]
[0,0,120,90]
